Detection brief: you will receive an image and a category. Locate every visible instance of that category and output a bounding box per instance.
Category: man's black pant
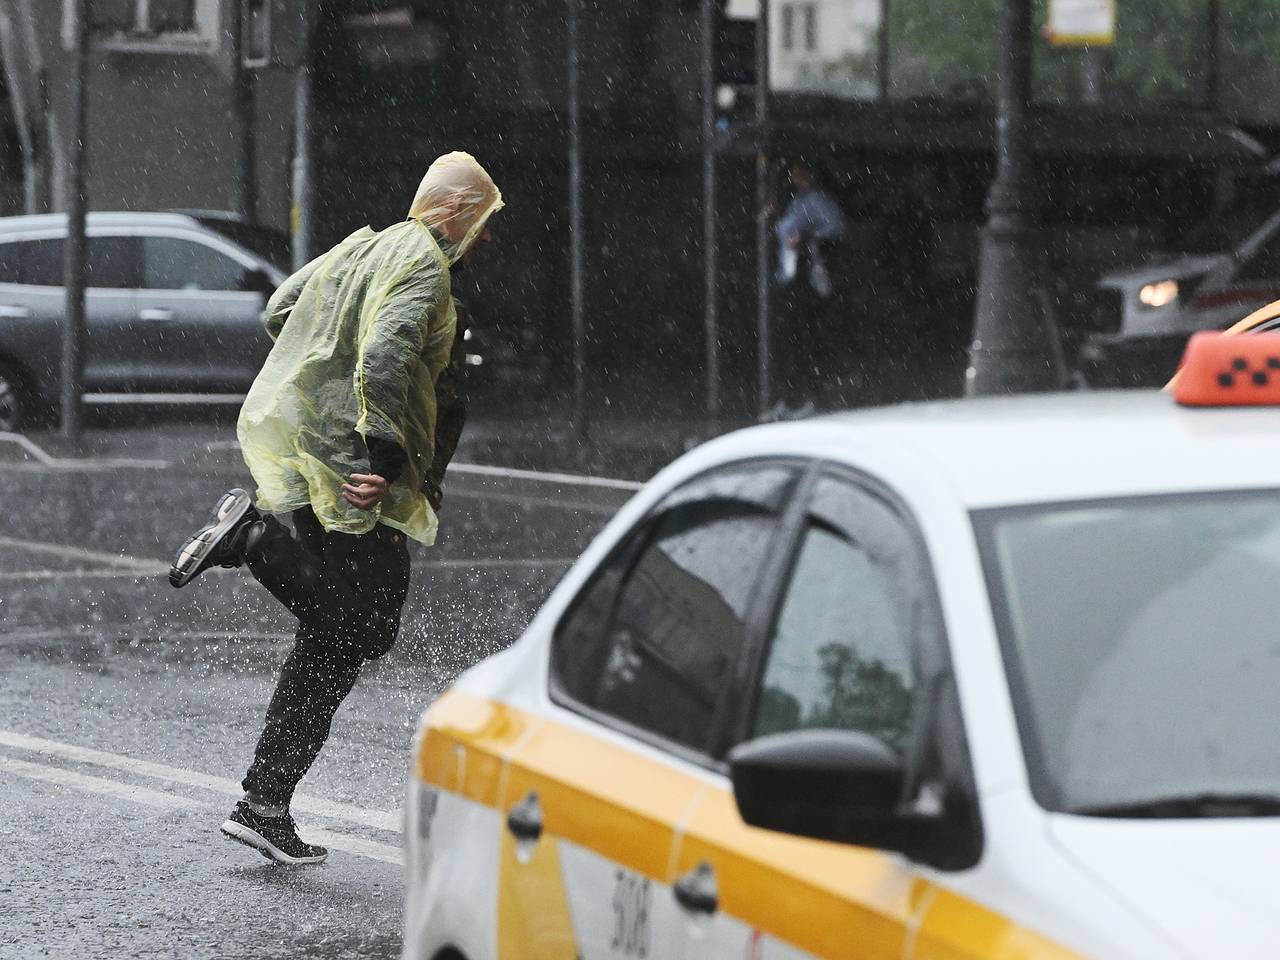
[240,507,411,806]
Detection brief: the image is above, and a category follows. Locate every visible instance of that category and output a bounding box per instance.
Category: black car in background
[0,211,287,432]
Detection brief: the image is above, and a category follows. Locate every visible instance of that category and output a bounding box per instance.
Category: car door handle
[0,305,30,319]
[505,790,543,843]
[673,860,718,915]
[137,308,173,322]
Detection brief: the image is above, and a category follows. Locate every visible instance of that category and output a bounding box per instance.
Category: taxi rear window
[974,490,1280,817]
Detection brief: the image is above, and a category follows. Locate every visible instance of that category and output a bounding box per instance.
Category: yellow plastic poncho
[237,152,503,544]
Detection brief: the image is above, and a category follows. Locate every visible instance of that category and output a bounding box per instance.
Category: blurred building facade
[1,0,306,225]
[767,0,880,98]
[4,0,1280,416]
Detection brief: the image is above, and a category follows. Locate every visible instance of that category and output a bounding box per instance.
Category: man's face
[459,225,492,268]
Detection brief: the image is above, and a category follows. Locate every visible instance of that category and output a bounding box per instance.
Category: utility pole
[61,0,89,439]
[701,0,719,421]
[877,0,890,99]
[228,0,257,223]
[755,0,772,418]
[1080,45,1103,104]
[1203,0,1220,115]
[567,0,587,439]
[290,11,314,271]
[35,69,51,212]
[966,0,1056,395]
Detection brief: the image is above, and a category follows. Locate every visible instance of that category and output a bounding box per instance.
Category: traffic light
[717,13,756,86]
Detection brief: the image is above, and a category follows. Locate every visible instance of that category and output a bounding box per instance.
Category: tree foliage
[753,642,912,749]
[888,0,999,99]
[880,0,1280,121]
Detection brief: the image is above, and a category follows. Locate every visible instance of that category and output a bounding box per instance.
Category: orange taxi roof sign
[1165,297,1280,393]
[1174,331,1280,407]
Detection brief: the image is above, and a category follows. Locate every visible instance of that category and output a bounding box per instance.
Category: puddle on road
[0,630,294,675]
[0,617,518,705]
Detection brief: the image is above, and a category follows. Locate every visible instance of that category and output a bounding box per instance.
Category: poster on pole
[1045,0,1115,46]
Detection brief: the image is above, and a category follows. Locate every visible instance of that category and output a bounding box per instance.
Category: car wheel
[0,363,26,433]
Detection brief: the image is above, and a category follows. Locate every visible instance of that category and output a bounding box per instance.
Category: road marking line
[0,558,569,582]
[445,487,623,514]
[0,545,571,583]
[202,440,644,490]
[298,828,402,866]
[0,730,401,833]
[0,535,162,571]
[0,547,570,586]
[0,432,169,470]
[426,556,576,569]
[449,461,644,491]
[0,753,403,865]
[0,753,200,810]
[0,567,171,581]
[0,431,57,465]
[4,434,644,485]
[0,628,295,644]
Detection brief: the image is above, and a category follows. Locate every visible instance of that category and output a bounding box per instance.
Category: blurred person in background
[167,151,503,864]
[769,160,848,419]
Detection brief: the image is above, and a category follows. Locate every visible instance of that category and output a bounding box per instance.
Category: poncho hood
[408,151,504,264]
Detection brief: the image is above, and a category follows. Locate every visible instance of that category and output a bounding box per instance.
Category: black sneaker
[169,488,262,588]
[220,801,328,865]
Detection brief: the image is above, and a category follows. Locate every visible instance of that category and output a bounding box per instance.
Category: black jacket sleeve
[422,302,470,510]
[366,435,407,485]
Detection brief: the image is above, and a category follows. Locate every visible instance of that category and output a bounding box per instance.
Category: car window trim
[137,229,261,292]
[0,230,153,291]
[729,464,910,745]
[0,238,22,286]
[0,223,266,275]
[547,456,807,774]
[0,231,65,290]
[729,460,985,867]
[84,232,142,290]
[727,462,952,752]
[706,461,817,759]
[123,227,261,267]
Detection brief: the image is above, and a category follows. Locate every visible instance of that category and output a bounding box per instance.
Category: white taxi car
[403,333,1280,960]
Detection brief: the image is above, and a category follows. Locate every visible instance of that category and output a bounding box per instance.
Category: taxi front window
[975,490,1280,818]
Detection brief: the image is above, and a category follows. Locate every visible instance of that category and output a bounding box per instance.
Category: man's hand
[342,473,390,510]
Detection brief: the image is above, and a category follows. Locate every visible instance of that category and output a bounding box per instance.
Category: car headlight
[1139,279,1179,308]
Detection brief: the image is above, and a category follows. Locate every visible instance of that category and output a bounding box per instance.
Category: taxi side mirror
[729,729,940,860]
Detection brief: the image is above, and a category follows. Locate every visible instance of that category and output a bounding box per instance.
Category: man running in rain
[167,151,503,864]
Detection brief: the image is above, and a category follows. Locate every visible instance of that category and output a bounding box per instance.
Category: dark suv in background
[1077,180,1280,387]
[0,212,288,431]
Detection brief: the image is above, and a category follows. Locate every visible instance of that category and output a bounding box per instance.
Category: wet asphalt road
[0,426,635,960]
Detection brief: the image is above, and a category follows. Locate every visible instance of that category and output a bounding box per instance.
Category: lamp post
[567,0,586,439]
[229,0,257,223]
[290,9,314,271]
[965,0,1056,395]
[61,0,89,439]
[701,0,720,422]
[755,0,771,419]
